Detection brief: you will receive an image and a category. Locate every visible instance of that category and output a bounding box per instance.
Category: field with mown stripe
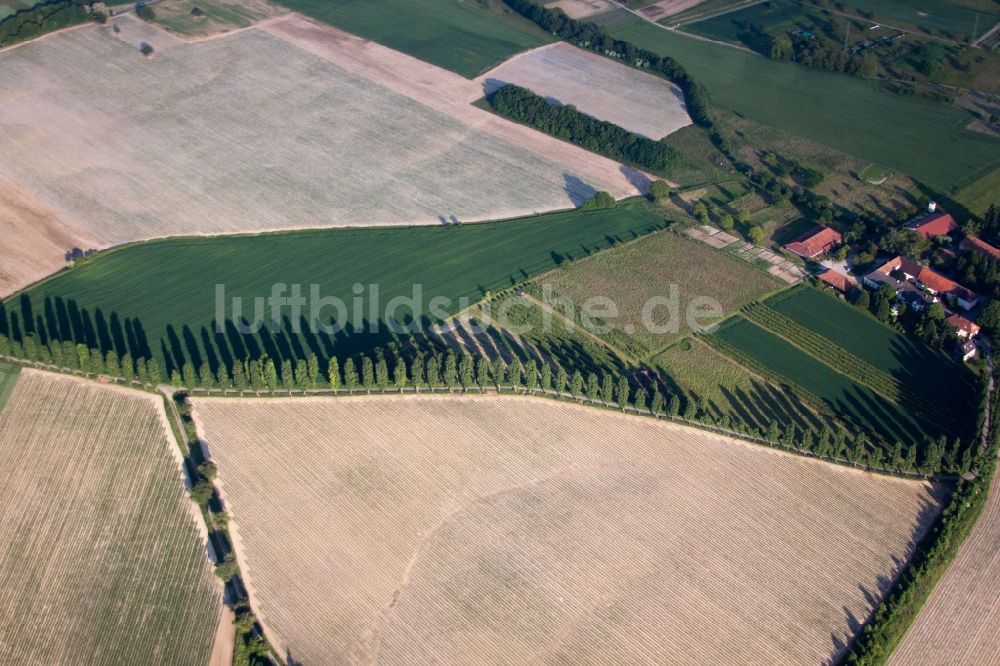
[13,205,667,372]
[194,393,945,665]
[765,287,976,413]
[275,0,553,77]
[709,317,939,443]
[608,20,1000,191]
[0,370,220,665]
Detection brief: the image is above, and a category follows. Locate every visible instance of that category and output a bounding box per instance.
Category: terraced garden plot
[194,393,945,665]
[0,370,220,665]
[0,16,637,295]
[709,317,940,443]
[477,42,692,139]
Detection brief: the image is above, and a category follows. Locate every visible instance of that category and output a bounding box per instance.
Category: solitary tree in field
[139,42,154,56]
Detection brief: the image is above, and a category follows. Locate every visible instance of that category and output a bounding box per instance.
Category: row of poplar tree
[0,331,967,475]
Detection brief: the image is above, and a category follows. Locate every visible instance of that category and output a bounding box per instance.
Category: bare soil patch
[640,0,707,20]
[194,393,945,665]
[477,41,692,139]
[889,459,1000,665]
[0,172,100,297]
[544,0,616,19]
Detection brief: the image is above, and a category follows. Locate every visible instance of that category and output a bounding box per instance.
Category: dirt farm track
[193,393,945,665]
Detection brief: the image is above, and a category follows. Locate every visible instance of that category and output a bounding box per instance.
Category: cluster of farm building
[785,205,992,362]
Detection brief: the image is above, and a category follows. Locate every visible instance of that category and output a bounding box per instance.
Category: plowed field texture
[0,370,220,665]
[193,393,946,665]
[889,457,1000,665]
[477,42,692,139]
[0,15,636,294]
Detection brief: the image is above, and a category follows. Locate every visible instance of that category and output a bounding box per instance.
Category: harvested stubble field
[194,393,945,665]
[477,42,692,139]
[0,370,220,665]
[536,230,781,357]
[889,459,1000,665]
[0,15,640,295]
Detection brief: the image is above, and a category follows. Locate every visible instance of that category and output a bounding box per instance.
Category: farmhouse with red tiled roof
[960,236,1000,261]
[817,269,856,293]
[865,255,979,310]
[945,314,980,339]
[783,226,842,259]
[908,211,957,238]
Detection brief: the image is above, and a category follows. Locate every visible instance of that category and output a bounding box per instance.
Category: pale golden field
[193,393,945,665]
[890,459,1000,665]
[478,42,692,139]
[0,370,220,665]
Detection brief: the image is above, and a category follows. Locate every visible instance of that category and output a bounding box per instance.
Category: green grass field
[654,337,828,432]
[710,317,939,443]
[845,0,1000,40]
[534,230,782,358]
[274,0,553,77]
[956,166,1000,216]
[766,286,976,410]
[10,205,666,373]
[683,0,812,45]
[610,20,1000,191]
[0,360,19,413]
